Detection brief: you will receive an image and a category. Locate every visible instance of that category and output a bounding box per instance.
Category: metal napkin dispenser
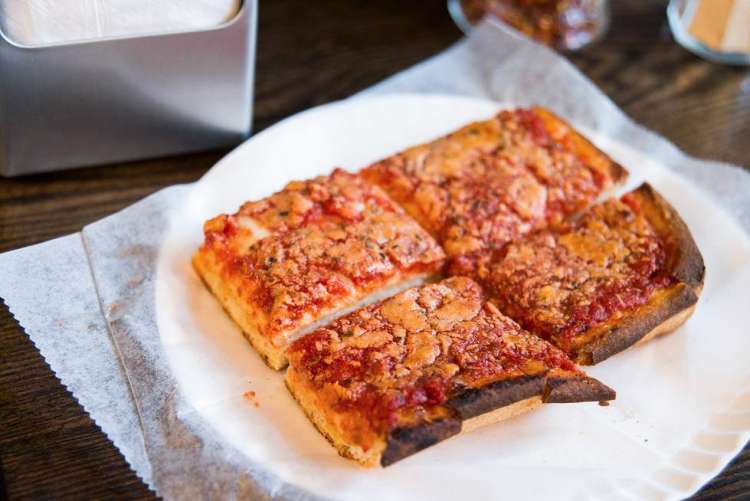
[0,1,256,177]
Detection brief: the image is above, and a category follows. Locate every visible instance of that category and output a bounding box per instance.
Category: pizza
[192,169,446,370]
[361,107,628,277]
[285,277,615,467]
[191,106,707,468]
[482,183,705,364]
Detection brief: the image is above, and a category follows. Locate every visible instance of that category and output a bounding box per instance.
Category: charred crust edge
[632,183,705,289]
[580,283,698,365]
[447,373,614,418]
[447,375,545,420]
[543,376,616,403]
[380,414,461,467]
[381,371,614,466]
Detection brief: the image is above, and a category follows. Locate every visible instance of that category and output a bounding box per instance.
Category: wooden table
[1,1,748,498]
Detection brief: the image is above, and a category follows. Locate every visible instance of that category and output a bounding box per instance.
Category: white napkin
[0,0,240,46]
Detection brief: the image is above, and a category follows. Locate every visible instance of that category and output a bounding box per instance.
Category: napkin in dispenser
[0,0,241,45]
[0,0,256,177]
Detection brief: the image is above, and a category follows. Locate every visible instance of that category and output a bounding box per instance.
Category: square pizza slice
[361,107,628,277]
[285,277,614,467]
[192,169,446,370]
[483,183,705,365]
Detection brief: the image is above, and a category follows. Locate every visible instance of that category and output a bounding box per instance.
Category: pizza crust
[635,303,697,345]
[286,366,389,466]
[573,183,705,365]
[634,183,705,289]
[460,397,543,434]
[194,250,439,370]
[287,367,614,467]
[531,106,629,187]
[193,251,287,369]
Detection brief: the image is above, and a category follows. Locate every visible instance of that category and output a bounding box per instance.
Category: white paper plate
[155,94,750,501]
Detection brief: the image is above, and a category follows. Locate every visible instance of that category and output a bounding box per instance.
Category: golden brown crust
[285,277,614,466]
[193,256,289,369]
[577,285,698,365]
[628,183,705,289]
[285,368,388,466]
[193,169,445,368]
[572,183,705,364]
[531,106,628,188]
[484,183,704,364]
[361,107,628,277]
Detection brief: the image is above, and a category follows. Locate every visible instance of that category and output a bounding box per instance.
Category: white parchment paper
[1,21,749,500]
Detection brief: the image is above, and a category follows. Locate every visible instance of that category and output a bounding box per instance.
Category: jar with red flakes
[449,0,610,51]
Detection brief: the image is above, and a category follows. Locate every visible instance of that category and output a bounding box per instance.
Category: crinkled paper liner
[1,20,749,500]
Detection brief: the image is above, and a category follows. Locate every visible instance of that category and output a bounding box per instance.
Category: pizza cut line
[191,107,705,467]
[361,107,628,278]
[285,277,615,467]
[192,168,446,369]
[482,183,705,364]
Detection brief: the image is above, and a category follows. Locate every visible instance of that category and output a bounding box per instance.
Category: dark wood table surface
[1,1,748,499]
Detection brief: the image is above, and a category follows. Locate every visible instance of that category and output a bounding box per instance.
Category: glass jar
[667,0,750,66]
[448,0,610,51]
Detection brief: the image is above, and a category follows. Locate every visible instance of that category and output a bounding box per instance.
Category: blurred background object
[0,0,240,46]
[0,0,255,177]
[449,0,610,50]
[668,0,750,65]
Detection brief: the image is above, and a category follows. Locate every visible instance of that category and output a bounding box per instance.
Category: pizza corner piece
[360,106,628,278]
[285,276,615,467]
[483,182,705,365]
[192,169,446,370]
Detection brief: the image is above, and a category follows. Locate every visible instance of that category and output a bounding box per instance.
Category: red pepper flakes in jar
[455,0,610,51]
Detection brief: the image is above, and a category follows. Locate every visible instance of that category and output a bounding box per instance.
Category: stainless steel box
[0,1,256,177]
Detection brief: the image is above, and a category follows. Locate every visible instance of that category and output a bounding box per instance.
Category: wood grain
[0,0,748,499]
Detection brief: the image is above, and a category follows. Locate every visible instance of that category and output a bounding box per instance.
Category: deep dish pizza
[286,277,615,466]
[192,169,446,369]
[361,107,628,277]
[482,183,704,364]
